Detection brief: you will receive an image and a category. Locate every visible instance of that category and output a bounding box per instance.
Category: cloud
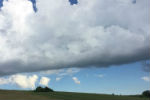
[11,74,38,89]
[141,76,150,82]
[40,69,64,75]
[41,68,80,82]
[0,74,38,89]
[41,68,80,76]
[58,68,80,76]
[72,77,80,84]
[96,74,104,78]
[39,77,50,86]
[0,0,149,76]
[56,77,62,81]
[141,60,150,72]
[0,77,11,85]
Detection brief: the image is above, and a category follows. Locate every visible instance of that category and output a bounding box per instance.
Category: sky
[0,0,149,95]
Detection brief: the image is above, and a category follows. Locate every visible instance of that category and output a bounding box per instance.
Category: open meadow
[0,90,149,100]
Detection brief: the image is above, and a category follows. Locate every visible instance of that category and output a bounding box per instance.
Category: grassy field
[0,90,149,100]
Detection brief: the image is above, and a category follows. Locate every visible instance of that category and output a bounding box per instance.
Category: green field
[0,90,149,100]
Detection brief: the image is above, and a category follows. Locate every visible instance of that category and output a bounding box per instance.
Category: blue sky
[0,0,3,8]
[0,0,149,95]
[0,61,149,95]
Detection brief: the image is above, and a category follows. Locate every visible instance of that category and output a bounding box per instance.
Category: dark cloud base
[0,47,149,76]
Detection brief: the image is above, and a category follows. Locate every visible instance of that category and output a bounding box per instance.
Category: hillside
[0,90,149,100]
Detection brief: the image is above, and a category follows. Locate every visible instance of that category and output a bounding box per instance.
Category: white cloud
[0,0,149,75]
[56,77,62,81]
[141,76,150,82]
[0,77,11,85]
[41,68,80,82]
[40,69,64,75]
[72,77,80,84]
[39,77,50,86]
[0,74,38,89]
[11,74,38,89]
[41,68,80,76]
[42,68,80,82]
[97,74,104,78]
[58,68,80,76]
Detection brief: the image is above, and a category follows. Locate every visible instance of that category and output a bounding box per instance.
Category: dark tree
[45,86,54,92]
[35,86,43,92]
[142,90,150,97]
[112,93,115,96]
[35,86,54,92]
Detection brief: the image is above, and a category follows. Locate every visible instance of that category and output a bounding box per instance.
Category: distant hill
[0,89,149,100]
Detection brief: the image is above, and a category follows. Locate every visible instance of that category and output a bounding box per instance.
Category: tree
[35,86,43,92]
[35,86,54,92]
[45,86,54,92]
[112,93,115,96]
[142,90,150,97]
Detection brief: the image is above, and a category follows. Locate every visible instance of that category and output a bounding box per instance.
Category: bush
[142,90,150,97]
[35,86,54,92]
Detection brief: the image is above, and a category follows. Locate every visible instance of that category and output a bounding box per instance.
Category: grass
[0,90,149,100]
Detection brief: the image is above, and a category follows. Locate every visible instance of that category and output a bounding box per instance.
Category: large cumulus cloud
[0,0,149,76]
[0,74,38,89]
